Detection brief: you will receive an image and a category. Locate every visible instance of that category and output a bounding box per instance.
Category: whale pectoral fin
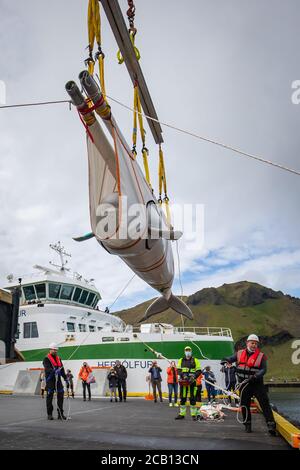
[149,227,183,241]
[139,294,193,322]
[73,232,95,242]
[168,230,183,241]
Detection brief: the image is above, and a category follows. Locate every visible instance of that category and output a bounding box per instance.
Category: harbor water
[269,388,300,423]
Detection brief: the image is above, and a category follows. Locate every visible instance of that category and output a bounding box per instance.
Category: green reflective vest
[177,356,201,373]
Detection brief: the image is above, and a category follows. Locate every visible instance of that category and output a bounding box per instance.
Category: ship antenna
[49,241,71,272]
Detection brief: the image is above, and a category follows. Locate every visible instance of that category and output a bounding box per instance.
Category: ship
[0,242,234,395]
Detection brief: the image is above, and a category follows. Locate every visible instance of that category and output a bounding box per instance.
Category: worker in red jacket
[43,343,68,420]
[222,334,276,435]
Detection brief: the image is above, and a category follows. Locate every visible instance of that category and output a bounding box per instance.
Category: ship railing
[131,325,232,338]
[175,327,232,338]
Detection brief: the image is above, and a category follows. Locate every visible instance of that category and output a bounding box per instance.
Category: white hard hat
[49,342,59,350]
[247,334,259,342]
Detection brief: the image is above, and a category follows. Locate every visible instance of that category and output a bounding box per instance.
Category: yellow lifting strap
[132,83,152,189]
[87,0,107,100]
[117,31,141,65]
[158,145,171,226]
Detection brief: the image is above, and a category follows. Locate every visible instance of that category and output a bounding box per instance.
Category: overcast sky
[1,0,300,311]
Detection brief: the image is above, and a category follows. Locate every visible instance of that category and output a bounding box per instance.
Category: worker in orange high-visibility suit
[78,362,93,401]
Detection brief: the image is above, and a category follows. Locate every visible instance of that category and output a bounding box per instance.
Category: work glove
[249,375,257,382]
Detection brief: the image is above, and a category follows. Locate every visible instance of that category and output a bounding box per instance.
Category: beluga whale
[65,71,193,321]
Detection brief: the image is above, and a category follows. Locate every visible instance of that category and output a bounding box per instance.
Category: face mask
[185,352,192,359]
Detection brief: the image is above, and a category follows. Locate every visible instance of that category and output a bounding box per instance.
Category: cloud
[176,246,300,297]
[1,1,300,311]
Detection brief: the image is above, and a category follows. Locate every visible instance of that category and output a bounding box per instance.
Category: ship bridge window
[66,322,75,332]
[79,290,88,304]
[24,321,38,338]
[86,292,96,306]
[35,283,46,299]
[89,325,95,332]
[79,324,86,332]
[60,285,74,300]
[23,285,36,301]
[49,283,61,299]
[73,287,82,302]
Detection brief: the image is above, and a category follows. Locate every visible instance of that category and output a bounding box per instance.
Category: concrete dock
[0,395,291,450]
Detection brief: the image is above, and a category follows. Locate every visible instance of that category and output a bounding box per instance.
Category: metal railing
[131,325,232,338]
[175,327,232,337]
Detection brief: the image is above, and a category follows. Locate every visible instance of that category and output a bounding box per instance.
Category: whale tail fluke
[140,294,193,322]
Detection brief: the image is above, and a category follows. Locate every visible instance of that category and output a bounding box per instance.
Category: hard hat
[184,346,192,351]
[247,334,259,342]
[49,342,58,350]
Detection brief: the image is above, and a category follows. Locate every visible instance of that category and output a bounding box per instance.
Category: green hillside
[116,281,300,380]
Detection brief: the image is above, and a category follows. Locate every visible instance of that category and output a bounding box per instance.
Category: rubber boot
[57,411,67,420]
[175,414,185,420]
[244,423,252,433]
[190,406,197,421]
[267,421,277,436]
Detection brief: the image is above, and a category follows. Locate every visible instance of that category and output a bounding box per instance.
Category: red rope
[77,110,94,143]
[79,96,105,116]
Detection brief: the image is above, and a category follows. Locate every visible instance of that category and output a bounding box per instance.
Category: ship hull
[0,336,234,394]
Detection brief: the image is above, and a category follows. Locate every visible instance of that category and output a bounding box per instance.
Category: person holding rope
[43,343,68,420]
[175,346,201,421]
[222,334,276,435]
